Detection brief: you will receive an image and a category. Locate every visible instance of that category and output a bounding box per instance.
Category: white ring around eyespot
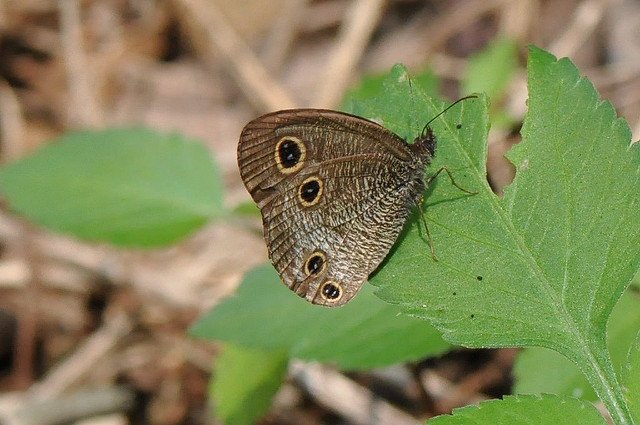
[298,176,324,207]
[304,251,327,276]
[274,136,305,174]
[320,281,343,302]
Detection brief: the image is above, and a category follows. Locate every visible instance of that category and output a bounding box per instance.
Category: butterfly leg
[427,166,477,195]
[417,201,438,262]
[420,166,476,261]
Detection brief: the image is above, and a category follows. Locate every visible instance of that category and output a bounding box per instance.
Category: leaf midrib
[434,95,586,353]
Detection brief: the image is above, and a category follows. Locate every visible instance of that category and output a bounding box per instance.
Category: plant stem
[581,339,633,425]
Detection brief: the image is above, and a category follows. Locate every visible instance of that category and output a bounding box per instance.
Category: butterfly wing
[238,109,429,306]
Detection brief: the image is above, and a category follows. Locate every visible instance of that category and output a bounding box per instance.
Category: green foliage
[631,269,640,290]
[211,344,288,425]
[462,37,519,103]
[342,65,440,131]
[2,39,639,425]
[193,261,449,424]
[191,264,450,369]
[623,331,640,423]
[0,128,223,247]
[191,65,453,424]
[514,290,640,400]
[428,394,605,425]
[344,64,455,142]
[231,200,261,218]
[366,47,639,424]
[462,37,519,127]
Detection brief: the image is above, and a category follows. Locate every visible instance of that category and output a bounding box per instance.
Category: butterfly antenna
[421,95,478,137]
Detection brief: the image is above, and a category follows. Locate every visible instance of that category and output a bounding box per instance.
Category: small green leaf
[211,344,288,425]
[462,38,519,102]
[622,331,640,422]
[341,72,387,112]
[345,64,447,141]
[0,128,223,247]
[514,290,640,400]
[428,394,605,425]
[232,200,261,218]
[343,64,440,139]
[411,69,441,98]
[631,269,640,290]
[192,264,450,370]
[516,347,592,399]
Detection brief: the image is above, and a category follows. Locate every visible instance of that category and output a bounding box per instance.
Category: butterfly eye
[320,281,343,302]
[275,136,305,174]
[304,251,327,275]
[298,176,323,206]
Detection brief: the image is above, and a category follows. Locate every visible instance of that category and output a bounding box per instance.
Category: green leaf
[428,394,605,425]
[631,269,640,290]
[0,128,223,247]
[211,344,288,425]
[344,64,450,141]
[412,69,441,97]
[516,346,593,399]
[462,37,519,128]
[622,331,640,422]
[232,200,261,218]
[368,48,639,423]
[462,38,519,102]
[191,264,450,370]
[514,290,640,400]
[343,64,439,136]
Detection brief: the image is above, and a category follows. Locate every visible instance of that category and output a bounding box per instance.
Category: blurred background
[0,0,639,424]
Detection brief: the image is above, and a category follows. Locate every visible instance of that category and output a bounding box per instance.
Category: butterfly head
[411,126,437,163]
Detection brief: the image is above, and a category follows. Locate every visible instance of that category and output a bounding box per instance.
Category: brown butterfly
[237,102,473,307]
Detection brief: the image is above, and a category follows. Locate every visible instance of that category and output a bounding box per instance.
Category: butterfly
[237,98,475,306]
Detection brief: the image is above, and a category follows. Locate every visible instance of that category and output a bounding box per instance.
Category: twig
[156,334,215,372]
[429,53,467,81]
[418,0,508,57]
[498,0,537,42]
[28,312,133,401]
[12,225,44,390]
[420,369,488,415]
[290,361,421,425]
[2,386,135,425]
[0,213,248,309]
[58,0,103,127]
[585,61,640,88]
[548,0,609,58]
[421,349,517,415]
[0,258,90,293]
[0,2,6,30]
[365,0,506,71]
[0,86,42,389]
[0,73,39,394]
[0,213,124,286]
[0,81,25,163]
[300,0,346,33]
[261,0,310,72]
[176,0,297,111]
[313,0,386,108]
